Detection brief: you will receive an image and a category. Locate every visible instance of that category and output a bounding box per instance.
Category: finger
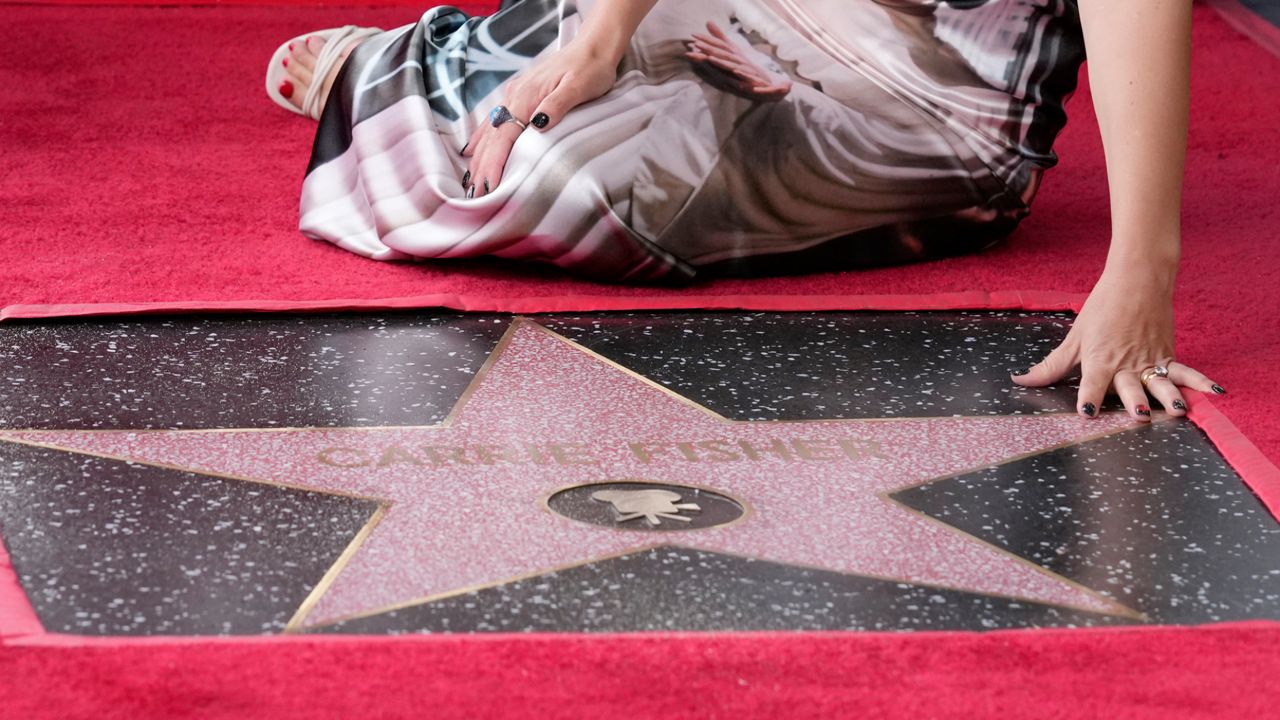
[691,44,763,81]
[691,32,740,56]
[707,55,761,80]
[696,40,743,62]
[529,78,576,132]
[462,121,486,158]
[1114,371,1153,422]
[687,39,716,55]
[1143,376,1187,416]
[701,43,748,65]
[1011,337,1078,388]
[470,129,520,196]
[470,158,498,198]
[706,21,737,46]
[1167,361,1226,396]
[1076,364,1112,419]
[687,49,754,80]
[701,46,757,73]
[731,66,771,86]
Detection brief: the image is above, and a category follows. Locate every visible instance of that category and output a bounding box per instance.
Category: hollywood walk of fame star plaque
[1,311,1278,636]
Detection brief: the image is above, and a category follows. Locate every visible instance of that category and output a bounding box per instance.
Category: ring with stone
[1140,364,1170,386]
[488,105,528,131]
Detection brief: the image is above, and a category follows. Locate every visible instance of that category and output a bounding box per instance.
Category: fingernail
[462,170,471,188]
[1211,384,1227,395]
[483,178,491,194]
[1136,405,1151,417]
[1081,402,1096,417]
[279,80,294,99]
[1172,399,1186,411]
[1010,367,1029,377]
[460,142,469,156]
[532,112,550,129]
[466,186,475,199]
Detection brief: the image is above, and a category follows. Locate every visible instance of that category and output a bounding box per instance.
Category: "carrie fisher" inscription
[316,437,889,469]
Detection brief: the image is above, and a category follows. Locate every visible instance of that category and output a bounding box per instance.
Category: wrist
[1100,250,1180,298]
[1105,228,1180,274]
[576,24,632,66]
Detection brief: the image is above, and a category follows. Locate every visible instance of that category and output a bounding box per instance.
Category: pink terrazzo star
[1,319,1146,628]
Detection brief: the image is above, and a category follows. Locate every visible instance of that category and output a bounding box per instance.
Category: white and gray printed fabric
[300,0,1086,281]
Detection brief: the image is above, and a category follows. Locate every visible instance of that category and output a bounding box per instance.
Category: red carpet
[2,3,1278,455]
[3,2,1280,717]
[4,623,1279,719]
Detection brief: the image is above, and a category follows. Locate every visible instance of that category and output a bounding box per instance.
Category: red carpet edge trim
[1208,0,1280,57]
[0,289,1088,322]
[5,619,1280,648]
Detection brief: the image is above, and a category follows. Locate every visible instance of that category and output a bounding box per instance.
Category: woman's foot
[277,34,368,119]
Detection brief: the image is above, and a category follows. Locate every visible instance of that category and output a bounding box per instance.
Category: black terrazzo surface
[542,312,1123,419]
[892,420,1280,624]
[0,311,1119,431]
[0,311,1275,635]
[0,441,379,635]
[1241,0,1280,25]
[0,315,511,430]
[313,546,1127,635]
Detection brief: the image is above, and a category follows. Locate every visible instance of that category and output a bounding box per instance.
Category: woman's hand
[685,21,792,102]
[1011,259,1225,420]
[462,41,619,198]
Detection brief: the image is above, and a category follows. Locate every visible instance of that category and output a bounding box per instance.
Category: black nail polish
[460,142,469,156]
[462,170,471,188]
[1010,367,1029,377]
[1211,384,1227,395]
[1081,402,1096,417]
[532,112,550,129]
[483,178,491,194]
[1172,399,1186,411]
[1136,405,1151,417]
[466,186,475,199]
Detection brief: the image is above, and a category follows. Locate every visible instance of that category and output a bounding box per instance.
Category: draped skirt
[300,0,1085,282]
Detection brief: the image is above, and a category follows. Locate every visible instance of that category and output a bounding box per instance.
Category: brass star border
[0,317,1154,633]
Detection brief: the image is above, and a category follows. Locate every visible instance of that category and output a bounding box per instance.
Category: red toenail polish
[288,42,295,51]
[279,80,294,99]
[282,56,289,67]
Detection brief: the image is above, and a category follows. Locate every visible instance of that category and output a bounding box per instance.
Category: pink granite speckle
[1,320,1141,627]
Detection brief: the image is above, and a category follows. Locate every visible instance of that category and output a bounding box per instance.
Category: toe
[277,78,297,105]
[304,35,328,59]
[289,39,317,72]
[285,52,314,87]
[281,65,306,109]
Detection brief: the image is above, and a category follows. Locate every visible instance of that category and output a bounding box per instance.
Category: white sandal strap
[302,25,382,120]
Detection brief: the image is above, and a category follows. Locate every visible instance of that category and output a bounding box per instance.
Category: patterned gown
[300,0,1086,282]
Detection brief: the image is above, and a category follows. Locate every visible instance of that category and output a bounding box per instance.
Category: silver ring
[488,105,528,131]
[1140,364,1170,386]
